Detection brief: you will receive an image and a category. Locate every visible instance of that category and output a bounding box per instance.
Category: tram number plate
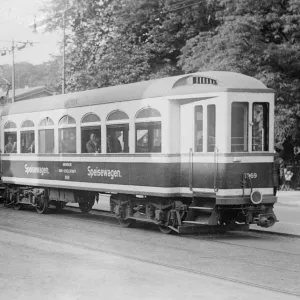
[244,173,257,179]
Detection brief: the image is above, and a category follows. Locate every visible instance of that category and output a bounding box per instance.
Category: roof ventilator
[192,77,217,85]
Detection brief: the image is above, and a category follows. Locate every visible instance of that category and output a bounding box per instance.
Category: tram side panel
[1,156,182,196]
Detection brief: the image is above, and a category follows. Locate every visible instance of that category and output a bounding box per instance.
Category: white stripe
[2,154,274,164]
[1,155,180,163]
[216,188,273,196]
[181,155,274,163]
[181,187,273,196]
[2,177,273,197]
[1,177,181,195]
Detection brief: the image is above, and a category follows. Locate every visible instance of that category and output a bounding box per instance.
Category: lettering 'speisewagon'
[0,72,277,234]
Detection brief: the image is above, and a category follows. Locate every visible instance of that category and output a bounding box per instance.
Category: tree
[40,0,218,91]
[179,0,300,142]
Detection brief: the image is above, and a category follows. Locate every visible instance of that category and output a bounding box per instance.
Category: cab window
[207,105,216,152]
[231,102,248,152]
[252,103,269,151]
[195,106,203,152]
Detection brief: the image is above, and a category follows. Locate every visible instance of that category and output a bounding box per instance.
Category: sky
[0,0,61,65]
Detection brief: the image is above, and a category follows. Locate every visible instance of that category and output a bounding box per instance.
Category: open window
[39,117,54,153]
[195,106,203,152]
[106,110,129,153]
[81,113,101,153]
[135,108,161,153]
[231,102,248,152]
[4,121,17,153]
[59,115,76,153]
[207,105,216,152]
[21,120,35,153]
[252,103,269,151]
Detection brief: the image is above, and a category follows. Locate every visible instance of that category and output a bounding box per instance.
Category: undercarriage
[110,194,278,234]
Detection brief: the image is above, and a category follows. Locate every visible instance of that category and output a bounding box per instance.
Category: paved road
[0,207,299,300]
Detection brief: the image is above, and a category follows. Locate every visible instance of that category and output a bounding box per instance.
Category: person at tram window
[112,131,122,153]
[4,136,16,153]
[273,143,284,196]
[86,133,98,153]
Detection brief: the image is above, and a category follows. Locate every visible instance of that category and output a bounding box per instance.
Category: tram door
[180,102,217,192]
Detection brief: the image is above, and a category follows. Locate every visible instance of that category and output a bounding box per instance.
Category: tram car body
[0,71,277,233]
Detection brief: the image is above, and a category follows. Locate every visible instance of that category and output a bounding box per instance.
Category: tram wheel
[117,218,135,228]
[158,225,173,234]
[79,200,94,213]
[36,196,49,214]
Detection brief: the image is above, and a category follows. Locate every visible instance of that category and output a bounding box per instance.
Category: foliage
[179,0,300,143]
[39,0,300,143]
[40,0,217,91]
[0,61,61,93]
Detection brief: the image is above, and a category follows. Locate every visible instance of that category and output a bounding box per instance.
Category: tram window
[136,122,161,153]
[4,132,17,153]
[21,131,35,153]
[107,125,129,153]
[231,102,248,152]
[252,103,269,151]
[39,129,54,153]
[207,105,216,152]
[81,126,101,153]
[195,106,203,152]
[59,128,76,153]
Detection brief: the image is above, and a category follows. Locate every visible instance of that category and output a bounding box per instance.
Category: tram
[0,71,278,233]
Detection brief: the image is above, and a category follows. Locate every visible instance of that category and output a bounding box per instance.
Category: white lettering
[245,173,257,179]
[25,164,49,176]
[87,166,122,179]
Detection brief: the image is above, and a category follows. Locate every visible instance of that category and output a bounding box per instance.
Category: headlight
[250,190,263,204]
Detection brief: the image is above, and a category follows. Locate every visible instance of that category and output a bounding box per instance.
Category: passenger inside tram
[86,133,101,153]
[4,135,17,153]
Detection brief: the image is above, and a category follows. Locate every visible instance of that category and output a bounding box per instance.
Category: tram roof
[1,71,273,116]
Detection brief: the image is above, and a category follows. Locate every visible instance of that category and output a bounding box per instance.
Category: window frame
[39,117,55,154]
[81,113,102,154]
[231,102,249,153]
[194,105,203,153]
[58,115,77,154]
[135,107,162,154]
[20,120,35,154]
[106,110,129,154]
[252,102,269,152]
[207,104,216,153]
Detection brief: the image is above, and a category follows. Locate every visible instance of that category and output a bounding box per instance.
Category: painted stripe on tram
[1,177,274,197]
[1,154,274,163]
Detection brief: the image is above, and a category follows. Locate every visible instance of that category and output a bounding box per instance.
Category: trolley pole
[11,40,15,103]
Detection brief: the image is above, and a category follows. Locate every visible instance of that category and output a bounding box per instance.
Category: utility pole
[62,10,65,94]
[11,40,15,103]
